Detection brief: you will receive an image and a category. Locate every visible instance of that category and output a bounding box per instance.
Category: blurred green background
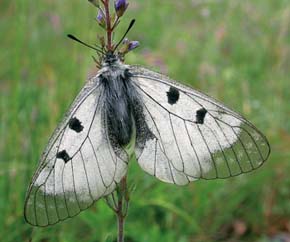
[0,0,289,241]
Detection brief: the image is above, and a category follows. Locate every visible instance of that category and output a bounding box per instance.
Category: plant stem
[103,0,113,50]
[116,176,127,242]
[117,211,124,242]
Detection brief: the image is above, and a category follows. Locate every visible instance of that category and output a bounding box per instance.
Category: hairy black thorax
[99,54,139,146]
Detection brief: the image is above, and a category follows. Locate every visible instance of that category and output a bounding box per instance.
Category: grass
[0,0,290,241]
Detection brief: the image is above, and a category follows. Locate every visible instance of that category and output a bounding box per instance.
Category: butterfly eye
[124,69,132,78]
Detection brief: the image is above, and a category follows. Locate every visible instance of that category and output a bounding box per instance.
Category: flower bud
[96,10,105,28]
[98,35,105,48]
[119,39,139,55]
[114,0,129,17]
[128,41,139,51]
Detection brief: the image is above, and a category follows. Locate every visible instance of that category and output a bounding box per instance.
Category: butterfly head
[102,51,119,66]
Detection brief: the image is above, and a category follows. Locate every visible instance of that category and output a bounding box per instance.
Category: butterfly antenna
[113,19,136,52]
[67,34,104,54]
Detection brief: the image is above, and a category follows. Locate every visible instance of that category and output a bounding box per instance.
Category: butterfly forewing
[130,66,270,185]
[24,76,128,226]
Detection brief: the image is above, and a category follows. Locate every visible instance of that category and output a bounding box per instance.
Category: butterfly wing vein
[24,77,127,226]
[130,66,270,185]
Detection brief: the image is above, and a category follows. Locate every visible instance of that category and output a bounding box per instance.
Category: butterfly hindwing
[130,66,270,185]
[24,76,128,226]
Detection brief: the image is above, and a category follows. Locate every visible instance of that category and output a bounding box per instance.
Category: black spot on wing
[196,108,207,124]
[69,117,84,133]
[167,87,180,105]
[56,150,71,163]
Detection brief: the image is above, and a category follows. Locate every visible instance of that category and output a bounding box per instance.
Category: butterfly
[24,20,270,227]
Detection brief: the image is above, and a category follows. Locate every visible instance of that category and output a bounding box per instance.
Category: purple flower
[114,0,129,17]
[119,39,139,54]
[96,10,105,27]
[128,41,139,51]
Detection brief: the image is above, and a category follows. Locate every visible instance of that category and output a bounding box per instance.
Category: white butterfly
[24,16,270,226]
[24,52,270,226]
